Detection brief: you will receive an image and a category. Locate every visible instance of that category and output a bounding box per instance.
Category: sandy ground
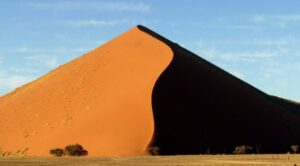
[1,155,300,166]
[0,27,173,156]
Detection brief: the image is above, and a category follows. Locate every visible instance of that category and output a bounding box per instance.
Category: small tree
[50,148,64,157]
[233,145,253,154]
[291,145,299,154]
[64,144,88,157]
[81,149,88,156]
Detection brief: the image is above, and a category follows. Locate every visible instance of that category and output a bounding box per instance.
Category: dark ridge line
[137,25,300,114]
[272,96,300,114]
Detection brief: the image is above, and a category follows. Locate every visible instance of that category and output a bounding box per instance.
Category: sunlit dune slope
[0,27,173,156]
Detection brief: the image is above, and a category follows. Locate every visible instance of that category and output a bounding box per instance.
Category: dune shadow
[138,25,300,155]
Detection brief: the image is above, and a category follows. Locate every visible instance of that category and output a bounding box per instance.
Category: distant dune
[0,25,300,156]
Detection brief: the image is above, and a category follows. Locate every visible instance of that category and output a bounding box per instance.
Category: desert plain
[1,154,300,166]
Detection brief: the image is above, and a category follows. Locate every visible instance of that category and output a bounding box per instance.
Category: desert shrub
[206,148,210,154]
[64,144,88,157]
[291,145,299,154]
[148,146,160,155]
[255,144,262,154]
[233,145,253,154]
[81,149,88,156]
[50,148,64,157]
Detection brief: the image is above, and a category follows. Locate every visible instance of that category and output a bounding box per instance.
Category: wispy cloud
[14,46,41,53]
[0,74,35,89]
[249,38,293,46]
[21,46,91,69]
[0,69,36,94]
[252,14,300,22]
[8,67,40,74]
[25,55,60,69]
[220,49,288,61]
[0,55,3,65]
[250,14,300,28]
[66,19,136,27]
[201,48,288,62]
[194,22,263,31]
[193,14,300,31]
[196,38,296,62]
[44,57,59,68]
[201,37,299,47]
[2,46,91,55]
[226,25,262,31]
[28,1,151,13]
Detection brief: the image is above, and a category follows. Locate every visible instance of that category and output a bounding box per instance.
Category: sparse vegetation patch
[49,144,88,157]
[291,145,299,154]
[233,145,253,154]
[49,148,64,157]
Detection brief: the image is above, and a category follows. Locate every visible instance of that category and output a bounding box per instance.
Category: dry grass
[0,148,28,158]
[0,154,300,166]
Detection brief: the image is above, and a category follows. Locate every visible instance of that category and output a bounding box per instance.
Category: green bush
[64,144,88,157]
[50,148,64,157]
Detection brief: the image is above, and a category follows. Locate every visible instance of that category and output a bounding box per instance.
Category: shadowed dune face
[0,27,173,156]
[137,26,300,154]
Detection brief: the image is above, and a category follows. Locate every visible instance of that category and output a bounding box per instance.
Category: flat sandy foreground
[0,155,300,166]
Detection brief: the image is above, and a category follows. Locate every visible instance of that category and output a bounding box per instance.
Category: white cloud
[44,57,59,68]
[0,70,36,94]
[0,55,37,95]
[252,14,300,22]
[14,46,41,53]
[28,1,150,13]
[250,38,292,46]
[195,36,300,62]
[226,25,262,31]
[221,48,288,61]
[251,14,300,28]
[1,75,34,89]
[0,55,3,65]
[51,47,91,55]
[9,67,40,74]
[25,55,60,69]
[5,46,86,54]
[0,46,39,54]
[91,40,106,45]
[197,46,288,62]
[66,19,136,27]
[194,22,263,31]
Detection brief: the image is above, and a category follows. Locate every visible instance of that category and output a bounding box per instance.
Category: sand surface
[1,155,300,166]
[0,27,173,156]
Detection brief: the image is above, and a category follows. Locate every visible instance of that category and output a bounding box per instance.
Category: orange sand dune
[0,27,173,156]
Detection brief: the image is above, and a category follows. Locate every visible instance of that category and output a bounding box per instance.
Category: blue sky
[0,0,300,101]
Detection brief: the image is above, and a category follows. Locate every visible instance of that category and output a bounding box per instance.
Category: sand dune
[1,25,300,156]
[0,27,173,156]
